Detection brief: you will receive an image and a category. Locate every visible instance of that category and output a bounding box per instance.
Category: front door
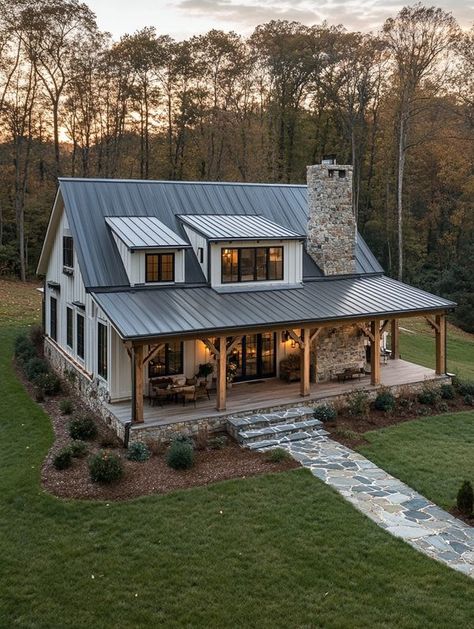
[229,333,276,382]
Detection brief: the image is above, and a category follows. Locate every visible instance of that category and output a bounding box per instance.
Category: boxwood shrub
[69,440,88,458]
[440,384,456,400]
[457,481,473,516]
[374,389,396,412]
[166,437,195,470]
[313,404,337,422]
[34,372,61,396]
[69,415,98,441]
[126,441,151,462]
[89,450,124,483]
[53,447,73,470]
[24,357,49,382]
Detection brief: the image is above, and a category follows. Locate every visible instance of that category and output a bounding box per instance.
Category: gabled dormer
[105,216,190,286]
[179,214,305,290]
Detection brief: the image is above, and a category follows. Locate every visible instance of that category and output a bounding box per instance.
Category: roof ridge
[58,177,306,188]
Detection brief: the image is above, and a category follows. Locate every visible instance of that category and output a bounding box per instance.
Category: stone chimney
[306,159,356,276]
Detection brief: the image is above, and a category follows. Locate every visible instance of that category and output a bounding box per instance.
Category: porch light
[282,331,290,343]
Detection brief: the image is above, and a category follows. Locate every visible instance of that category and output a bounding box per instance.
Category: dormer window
[146,253,175,283]
[63,236,74,269]
[221,246,283,284]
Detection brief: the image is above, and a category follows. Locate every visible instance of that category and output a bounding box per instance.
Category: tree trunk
[397,113,406,281]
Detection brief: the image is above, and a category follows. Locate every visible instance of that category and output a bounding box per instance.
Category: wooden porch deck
[105,359,444,429]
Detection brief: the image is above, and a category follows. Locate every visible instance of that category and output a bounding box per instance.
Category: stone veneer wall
[306,164,356,276]
[44,338,127,441]
[313,325,366,381]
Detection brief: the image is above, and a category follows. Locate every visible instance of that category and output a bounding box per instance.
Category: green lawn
[1,286,474,627]
[398,318,474,379]
[358,412,474,511]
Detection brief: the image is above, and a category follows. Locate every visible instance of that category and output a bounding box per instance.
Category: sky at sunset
[87,1,473,40]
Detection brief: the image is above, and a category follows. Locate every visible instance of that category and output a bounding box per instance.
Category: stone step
[227,406,314,439]
[246,429,328,451]
[237,417,326,444]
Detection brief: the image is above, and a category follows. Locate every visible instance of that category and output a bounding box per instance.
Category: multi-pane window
[63,236,74,268]
[145,253,175,282]
[97,322,108,380]
[50,296,57,341]
[66,307,73,348]
[77,313,84,360]
[148,342,183,377]
[221,247,283,283]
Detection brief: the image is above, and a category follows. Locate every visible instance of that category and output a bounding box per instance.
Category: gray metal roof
[58,178,383,289]
[92,275,454,340]
[105,216,189,249]
[179,213,305,241]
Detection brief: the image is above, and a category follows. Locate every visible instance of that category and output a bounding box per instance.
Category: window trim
[63,235,74,269]
[221,246,284,284]
[145,252,175,283]
[97,322,108,380]
[76,313,85,361]
[50,296,57,341]
[66,306,74,349]
[148,342,184,378]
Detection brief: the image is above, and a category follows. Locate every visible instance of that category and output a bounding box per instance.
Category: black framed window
[66,307,73,348]
[221,247,283,283]
[63,236,74,268]
[145,253,175,282]
[77,313,85,360]
[148,342,183,377]
[50,296,57,341]
[97,322,108,379]
[197,247,204,263]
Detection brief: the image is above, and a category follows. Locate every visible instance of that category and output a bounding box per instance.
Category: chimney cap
[322,154,337,165]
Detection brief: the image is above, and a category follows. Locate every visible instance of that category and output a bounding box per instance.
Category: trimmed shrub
[456,481,473,516]
[24,357,49,381]
[14,333,29,353]
[166,438,194,470]
[126,441,151,462]
[417,384,440,406]
[70,440,88,458]
[53,447,73,470]
[347,391,370,417]
[15,336,37,363]
[59,399,74,415]
[464,394,474,407]
[89,450,124,483]
[440,384,456,400]
[208,435,228,450]
[457,380,474,397]
[34,372,61,396]
[374,389,396,413]
[265,447,290,463]
[313,404,337,422]
[437,401,449,413]
[69,415,98,441]
[29,324,44,349]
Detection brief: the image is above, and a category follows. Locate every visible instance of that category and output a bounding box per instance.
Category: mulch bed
[15,361,299,501]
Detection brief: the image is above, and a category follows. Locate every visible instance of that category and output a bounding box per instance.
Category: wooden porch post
[300,327,310,397]
[216,336,227,411]
[390,319,399,360]
[131,344,144,423]
[435,313,446,375]
[370,320,381,386]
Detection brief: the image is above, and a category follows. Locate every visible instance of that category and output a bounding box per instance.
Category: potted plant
[226,362,238,388]
[197,362,214,384]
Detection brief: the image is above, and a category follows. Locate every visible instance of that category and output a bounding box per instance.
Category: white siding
[183,225,208,279]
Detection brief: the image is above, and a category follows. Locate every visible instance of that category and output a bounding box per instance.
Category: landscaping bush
[89,450,124,483]
[313,404,337,422]
[69,415,98,441]
[374,389,395,413]
[440,384,456,400]
[34,387,45,403]
[14,335,37,363]
[417,384,440,406]
[34,372,61,396]
[166,438,195,470]
[265,447,290,463]
[437,401,449,413]
[53,447,73,470]
[29,324,44,349]
[208,435,228,450]
[347,391,370,417]
[24,357,49,381]
[126,441,151,462]
[464,394,474,407]
[456,481,473,516]
[457,380,474,397]
[59,399,74,415]
[70,440,88,458]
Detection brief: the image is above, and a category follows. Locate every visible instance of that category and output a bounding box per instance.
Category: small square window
[338,170,346,178]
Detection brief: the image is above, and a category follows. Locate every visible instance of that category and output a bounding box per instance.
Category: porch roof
[91,274,455,341]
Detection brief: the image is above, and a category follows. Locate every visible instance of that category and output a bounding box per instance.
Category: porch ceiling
[91,274,455,341]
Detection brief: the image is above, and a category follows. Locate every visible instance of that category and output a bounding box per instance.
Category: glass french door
[228,333,276,382]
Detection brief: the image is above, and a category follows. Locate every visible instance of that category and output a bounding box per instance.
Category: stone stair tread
[228,407,314,430]
[246,429,327,450]
[238,418,324,440]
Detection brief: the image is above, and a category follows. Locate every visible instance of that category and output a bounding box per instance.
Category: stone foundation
[314,326,366,381]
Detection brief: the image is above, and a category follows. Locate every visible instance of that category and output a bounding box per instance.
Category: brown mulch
[15,361,299,501]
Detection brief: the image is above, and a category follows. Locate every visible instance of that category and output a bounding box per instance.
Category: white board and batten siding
[183,225,208,280]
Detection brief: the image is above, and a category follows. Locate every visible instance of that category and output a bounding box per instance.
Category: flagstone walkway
[280,436,474,578]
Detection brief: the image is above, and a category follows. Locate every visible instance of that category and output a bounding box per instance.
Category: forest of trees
[0,1,473,329]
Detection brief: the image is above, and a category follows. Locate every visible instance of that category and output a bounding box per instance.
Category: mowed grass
[398,317,474,379]
[358,412,474,511]
[0,282,473,627]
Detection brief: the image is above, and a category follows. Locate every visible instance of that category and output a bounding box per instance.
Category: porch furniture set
[149,376,211,408]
